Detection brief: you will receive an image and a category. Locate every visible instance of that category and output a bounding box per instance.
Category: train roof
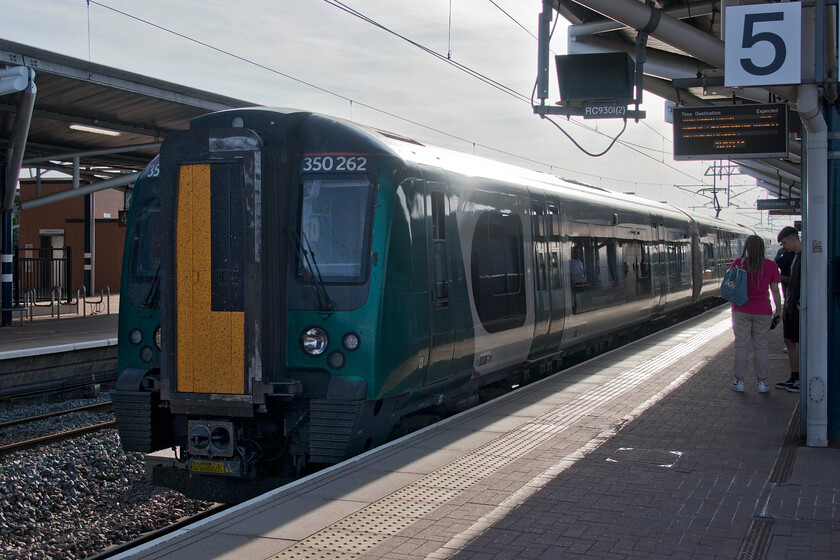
[199,107,750,233]
[332,114,688,218]
[352,115,746,230]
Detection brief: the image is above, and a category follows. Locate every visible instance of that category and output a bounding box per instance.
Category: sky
[1,0,782,229]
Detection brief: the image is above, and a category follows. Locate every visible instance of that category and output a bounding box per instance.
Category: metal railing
[13,247,72,304]
[76,285,112,317]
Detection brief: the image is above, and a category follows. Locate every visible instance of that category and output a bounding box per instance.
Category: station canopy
[555,0,802,200]
[0,38,252,209]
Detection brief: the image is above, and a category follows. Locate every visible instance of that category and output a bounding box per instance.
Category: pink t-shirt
[729,258,781,315]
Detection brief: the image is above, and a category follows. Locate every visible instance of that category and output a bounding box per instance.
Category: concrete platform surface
[109,306,836,559]
[0,313,118,358]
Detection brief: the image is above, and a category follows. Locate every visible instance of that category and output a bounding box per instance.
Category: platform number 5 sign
[725,2,801,87]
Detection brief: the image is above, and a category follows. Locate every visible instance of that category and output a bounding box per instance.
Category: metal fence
[14,247,73,304]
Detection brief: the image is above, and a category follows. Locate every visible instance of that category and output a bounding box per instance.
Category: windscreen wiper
[289,229,335,315]
[144,265,161,308]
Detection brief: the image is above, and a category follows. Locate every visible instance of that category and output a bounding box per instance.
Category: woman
[729,235,782,393]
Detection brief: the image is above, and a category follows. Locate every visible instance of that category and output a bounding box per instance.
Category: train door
[650,218,666,315]
[529,195,550,357]
[424,182,454,386]
[545,203,565,351]
[164,131,263,397]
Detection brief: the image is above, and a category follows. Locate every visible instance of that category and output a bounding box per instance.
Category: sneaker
[775,378,795,390]
[732,380,744,392]
[786,380,800,393]
[758,382,768,393]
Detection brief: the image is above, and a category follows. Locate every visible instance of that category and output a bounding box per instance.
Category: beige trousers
[732,310,772,382]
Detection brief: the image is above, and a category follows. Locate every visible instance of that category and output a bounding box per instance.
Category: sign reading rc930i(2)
[301,155,368,173]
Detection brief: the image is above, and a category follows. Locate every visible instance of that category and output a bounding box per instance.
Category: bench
[1,306,30,326]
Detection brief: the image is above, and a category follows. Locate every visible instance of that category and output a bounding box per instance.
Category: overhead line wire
[487,0,539,42]
[89,1,710,189]
[321,0,530,103]
[324,1,700,180]
[86,0,591,178]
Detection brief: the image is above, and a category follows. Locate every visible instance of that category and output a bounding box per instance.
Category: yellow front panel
[176,164,245,394]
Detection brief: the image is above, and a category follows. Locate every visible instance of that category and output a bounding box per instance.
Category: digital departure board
[673,103,789,161]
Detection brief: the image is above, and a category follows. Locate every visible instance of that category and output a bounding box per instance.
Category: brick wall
[18,180,127,294]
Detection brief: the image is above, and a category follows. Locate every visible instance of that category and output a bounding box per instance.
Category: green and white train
[112,108,754,502]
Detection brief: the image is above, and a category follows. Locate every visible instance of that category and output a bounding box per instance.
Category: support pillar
[84,193,92,295]
[826,106,840,443]
[798,84,829,447]
[1,164,11,326]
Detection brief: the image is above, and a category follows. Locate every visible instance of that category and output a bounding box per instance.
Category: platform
[0,313,118,359]
[0,313,119,400]
[113,306,837,559]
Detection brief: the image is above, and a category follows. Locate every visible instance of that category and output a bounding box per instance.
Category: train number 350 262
[301,156,367,172]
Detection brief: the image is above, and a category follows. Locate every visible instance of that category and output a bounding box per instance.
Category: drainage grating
[737,402,800,560]
[737,518,775,560]
[269,318,731,559]
[769,402,800,484]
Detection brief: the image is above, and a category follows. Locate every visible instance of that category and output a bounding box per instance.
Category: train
[112,108,757,503]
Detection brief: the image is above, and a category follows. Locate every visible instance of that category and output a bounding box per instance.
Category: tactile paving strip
[268,318,731,560]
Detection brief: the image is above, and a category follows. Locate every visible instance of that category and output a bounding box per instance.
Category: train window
[639,244,651,279]
[668,244,678,275]
[547,206,562,290]
[489,214,522,295]
[533,207,546,241]
[601,241,618,285]
[471,212,526,333]
[127,189,161,308]
[533,208,547,291]
[431,191,449,306]
[572,238,618,288]
[703,242,715,271]
[570,244,587,286]
[299,178,372,283]
[549,253,561,289]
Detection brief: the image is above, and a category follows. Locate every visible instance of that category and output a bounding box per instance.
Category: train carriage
[112,108,755,502]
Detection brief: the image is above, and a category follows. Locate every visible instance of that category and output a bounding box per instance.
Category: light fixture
[69,123,122,137]
[301,327,328,356]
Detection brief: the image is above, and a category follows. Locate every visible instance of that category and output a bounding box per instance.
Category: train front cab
[115,111,439,501]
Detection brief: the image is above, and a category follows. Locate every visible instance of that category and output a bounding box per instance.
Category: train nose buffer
[124,306,827,560]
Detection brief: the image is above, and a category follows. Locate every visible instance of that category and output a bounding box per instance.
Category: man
[775,244,795,295]
[774,244,795,354]
[775,226,801,392]
[570,246,586,286]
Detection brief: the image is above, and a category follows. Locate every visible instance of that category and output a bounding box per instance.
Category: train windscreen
[299,177,371,283]
[127,173,161,308]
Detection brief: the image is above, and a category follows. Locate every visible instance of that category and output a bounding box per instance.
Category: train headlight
[128,328,143,345]
[342,332,360,352]
[301,327,328,356]
[154,326,161,350]
[327,351,346,370]
[189,425,211,450]
[140,346,154,363]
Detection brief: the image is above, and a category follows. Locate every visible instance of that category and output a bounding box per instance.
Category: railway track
[0,401,116,457]
[0,419,117,457]
[0,401,112,429]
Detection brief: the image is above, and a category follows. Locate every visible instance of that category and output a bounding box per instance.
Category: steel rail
[0,402,112,430]
[0,420,116,457]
